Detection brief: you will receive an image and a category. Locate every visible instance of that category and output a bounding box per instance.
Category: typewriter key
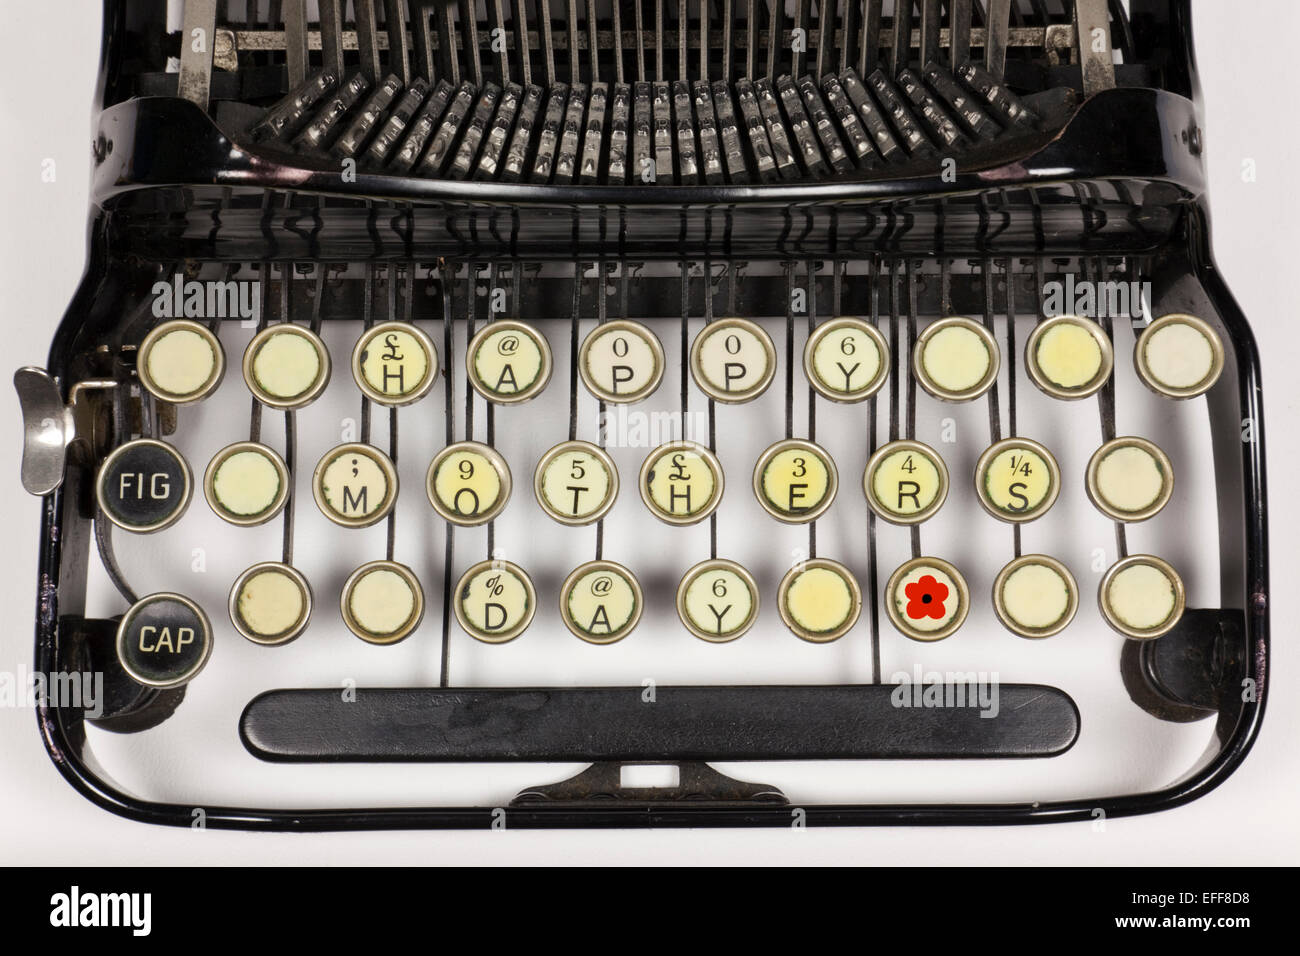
[778,558,862,643]
[802,317,890,403]
[639,440,725,525]
[426,441,512,526]
[974,437,1061,523]
[913,317,1000,403]
[578,319,665,404]
[137,319,225,404]
[863,439,949,525]
[312,443,399,528]
[229,562,312,645]
[886,556,970,642]
[341,560,425,645]
[752,438,838,523]
[689,317,777,403]
[351,321,439,406]
[1099,554,1186,640]
[204,441,290,526]
[992,554,1078,639]
[116,592,212,689]
[1085,436,1174,522]
[559,560,643,644]
[1024,314,1114,400]
[454,559,537,644]
[1134,313,1225,400]
[242,324,331,410]
[534,440,619,525]
[466,319,553,404]
[677,559,760,643]
[96,438,193,533]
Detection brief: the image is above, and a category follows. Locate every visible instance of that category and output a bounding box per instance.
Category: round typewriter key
[752,438,838,523]
[466,319,553,404]
[1134,313,1225,400]
[863,439,949,525]
[242,324,331,410]
[639,440,725,525]
[560,560,643,644]
[578,319,665,404]
[341,560,425,645]
[312,443,398,528]
[96,438,193,533]
[351,321,439,406]
[1024,314,1114,400]
[913,316,1000,403]
[426,441,511,526]
[229,562,312,645]
[137,319,226,404]
[116,592,212,689]
[204,441,290,526]
[993,554,1078,639]
[974,437,1061,523]
[534,440,619,526]
[454,559,537,644]
[803,317,890,403]
[676,559,760,643]
[886,556,970,642]
[1085,436,1174,522]
[778,558,862,643]
[689,317,777,403]
[1099,554,1186,640]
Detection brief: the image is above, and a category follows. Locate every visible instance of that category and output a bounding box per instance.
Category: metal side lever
[15,368,114,496]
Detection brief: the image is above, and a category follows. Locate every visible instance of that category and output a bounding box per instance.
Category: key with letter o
[426,441,512,526]
[116,592,213,688]
[96,438,193,533]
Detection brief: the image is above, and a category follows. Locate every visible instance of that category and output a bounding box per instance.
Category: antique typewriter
[15,0,1267,828]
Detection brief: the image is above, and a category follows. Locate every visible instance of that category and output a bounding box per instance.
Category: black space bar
[239,684,1079,762]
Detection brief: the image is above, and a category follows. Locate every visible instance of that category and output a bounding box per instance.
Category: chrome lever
[14,368,116,496]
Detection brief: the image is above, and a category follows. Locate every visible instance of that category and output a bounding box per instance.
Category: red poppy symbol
[904,574,949,620]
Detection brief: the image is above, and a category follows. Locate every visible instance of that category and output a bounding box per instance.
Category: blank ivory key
[886,556,971,642]
[1134,313,1225,399]
[466,319,553,404]
[639,440,725,525]
[454,559,537,644]
[1099,554,1186,640]
[341,560,425,644]
[863,439,949,525]
[689,317,777,403]
[242,324,331,409]
[560,560,644,644]
[96,438,193,534]
[1086,436,1174,522]
[426,441,512,526]
[913,316,1000,402]
[137,319,225,404]
[533,440,619,525]
[312,443,398,528]
[116,592,213,689]
[1024,314,1114,400]
[778,558,862,643]
[204,440,290,526]
[229,562,313,645]
[351,321,439,406]
[752,438,838,523]
[993,554,1079,639]
[974,437,1061,523]
[802,316,890,403]
[677,558,760,643]
[578,319,665,403]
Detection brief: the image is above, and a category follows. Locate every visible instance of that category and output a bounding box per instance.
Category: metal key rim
[340,560,425,645]
[425,440,513,527]
[577,319,666,405]
[96,438,194,534]
[311,442,399,529]
[242,323,332,410]
[973,436,1062,524]
[203,440,291,527]
[689,316,778,404]
[1133,312,1226,400]
[802,316,891,404]
[885,555,971,643]
[453,558,538,645]
[228,561,313,646]
[638,439,726,526]
[992,553,1079,639]
[912,316,1001,403]
[1098,553,1186,641]
[777,558,863,644]
[751,437,839,524]
[863,438,950,526]
[465,319,554,405]
[676,558,761,643]
[1023,314,1115,401]
[350,320,440,407]
[559,559,644,644]
[1085,435,1174,523]
[115,592,213,689]
[137,319,227,405]
[533,439,620,526]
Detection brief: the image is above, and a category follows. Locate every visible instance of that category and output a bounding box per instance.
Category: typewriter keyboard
[67,250,1235,809]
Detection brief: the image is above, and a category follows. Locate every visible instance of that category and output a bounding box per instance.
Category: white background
[0,2,1296,864]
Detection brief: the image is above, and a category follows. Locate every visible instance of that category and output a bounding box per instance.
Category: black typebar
[240,684,1079,762]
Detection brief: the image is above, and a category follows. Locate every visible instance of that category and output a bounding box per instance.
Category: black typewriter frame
[26,0,1269,829]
